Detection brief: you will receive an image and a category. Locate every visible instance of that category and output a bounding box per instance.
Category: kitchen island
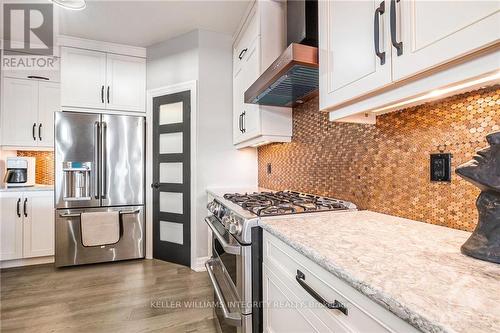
[260,210,500,333]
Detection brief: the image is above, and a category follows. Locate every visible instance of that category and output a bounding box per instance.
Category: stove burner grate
[224,191,352,216]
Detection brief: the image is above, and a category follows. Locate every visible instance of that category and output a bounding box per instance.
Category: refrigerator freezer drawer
[55,206,145,267]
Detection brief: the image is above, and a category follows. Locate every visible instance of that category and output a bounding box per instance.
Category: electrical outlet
[430,153,452,182]
[267,163,272,175]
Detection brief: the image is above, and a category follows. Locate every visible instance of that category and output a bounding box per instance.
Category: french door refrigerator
[54,111,145,267]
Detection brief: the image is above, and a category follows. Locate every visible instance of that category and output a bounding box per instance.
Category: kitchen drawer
[264,262,351,333]
[263,232,421,333]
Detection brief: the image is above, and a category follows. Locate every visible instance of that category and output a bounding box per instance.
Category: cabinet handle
[296,270,348,315]
[38,123,42,141]
[101,85,104,103]
[23,198,28,217]
[390,0,403,56]
[107,86,110,104]
[32,123,37,141]
[239,113,243,133]
[238,48,248,60]
[16,198,21,217]
[374,1,386,65]
[27,75,49,80]
[242,111,246,133]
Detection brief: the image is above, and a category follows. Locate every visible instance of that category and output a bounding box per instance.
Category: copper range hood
[244,43,318,108]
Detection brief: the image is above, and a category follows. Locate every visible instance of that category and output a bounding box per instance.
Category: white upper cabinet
[106,54,146,112]
[61,45,146,113]
[320,0,500,121]
[1,78,59,149]
[37,81,60,147]
[1,78,39,147]
[392,0,500,80]
[61,47,107,109]
[320,0,392,110]
[232,0,292,148]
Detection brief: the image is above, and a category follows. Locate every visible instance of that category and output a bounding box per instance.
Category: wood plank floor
[0,259,218,333]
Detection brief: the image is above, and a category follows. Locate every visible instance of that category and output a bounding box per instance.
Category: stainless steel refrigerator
[54,111,145,267]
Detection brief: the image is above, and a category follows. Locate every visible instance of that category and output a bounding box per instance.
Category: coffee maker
[3,157,36,187]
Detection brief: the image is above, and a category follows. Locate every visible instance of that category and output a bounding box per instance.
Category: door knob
[151,183,160,189]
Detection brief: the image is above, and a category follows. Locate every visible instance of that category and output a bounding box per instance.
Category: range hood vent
[244,43,318,108]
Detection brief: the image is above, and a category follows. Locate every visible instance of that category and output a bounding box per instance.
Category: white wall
[146,29,257,269]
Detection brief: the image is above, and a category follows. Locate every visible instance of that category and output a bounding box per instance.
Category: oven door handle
[205,217,241,255]
[205,260,242,327]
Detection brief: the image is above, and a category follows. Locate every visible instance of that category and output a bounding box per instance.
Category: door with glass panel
[152,91,190,266]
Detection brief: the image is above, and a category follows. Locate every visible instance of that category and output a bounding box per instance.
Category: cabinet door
[1,78,39,147]
[239,39,261,141]
[319,0,392,111]
[392,0,500,80]
[106,54,146,112]
[0,193,24,261]
[23,192,54,258]
[37,81,60,147]
[233,69,245,144]
[61,47,106,109]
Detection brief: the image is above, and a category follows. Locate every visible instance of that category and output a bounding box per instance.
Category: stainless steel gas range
[205,190,357,333]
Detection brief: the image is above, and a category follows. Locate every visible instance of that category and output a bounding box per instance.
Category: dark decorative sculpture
[456,131,500,264]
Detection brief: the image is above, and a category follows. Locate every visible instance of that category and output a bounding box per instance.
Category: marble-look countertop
[0,184,54,192]
[260,210,500,333]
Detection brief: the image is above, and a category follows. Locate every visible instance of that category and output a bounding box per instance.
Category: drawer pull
[296,269,348,315]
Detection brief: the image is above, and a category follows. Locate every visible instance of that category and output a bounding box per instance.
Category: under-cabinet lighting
[251,141,270,148]
[51,0,86,10]
[371,70,500,115]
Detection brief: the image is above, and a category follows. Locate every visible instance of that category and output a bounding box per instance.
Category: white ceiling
[58,0,251,47]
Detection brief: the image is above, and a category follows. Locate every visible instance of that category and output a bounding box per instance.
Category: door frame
[146,80,198,269]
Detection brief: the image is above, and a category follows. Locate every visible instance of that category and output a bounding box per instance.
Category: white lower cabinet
[263,231,421,333]
[0,191,54,261]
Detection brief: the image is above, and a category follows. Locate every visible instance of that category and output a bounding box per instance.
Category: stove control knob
[207,202,214,212]
[228,222,242,235]
[221,215,231,227]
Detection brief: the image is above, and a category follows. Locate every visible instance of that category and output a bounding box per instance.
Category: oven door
[205,216,252,332]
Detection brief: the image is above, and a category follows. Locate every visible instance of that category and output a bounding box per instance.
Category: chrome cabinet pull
[205,260,242,326]
[241,111,247,133]
[374,1,386,65]
[390,0,403,56]
[296,270,348,315]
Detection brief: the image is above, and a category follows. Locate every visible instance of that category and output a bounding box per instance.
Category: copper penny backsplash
[17,150,54,185]
[258,86,500,232]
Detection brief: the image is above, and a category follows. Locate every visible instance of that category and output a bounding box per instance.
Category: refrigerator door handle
[101,121,107,199]
[94,121,100,199]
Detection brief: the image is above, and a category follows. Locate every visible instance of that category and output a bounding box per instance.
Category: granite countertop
[259,210,500,333]
[0,184,54,192]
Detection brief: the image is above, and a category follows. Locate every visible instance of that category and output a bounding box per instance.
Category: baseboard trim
[0,256,54,269]
[191,256,209,272]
